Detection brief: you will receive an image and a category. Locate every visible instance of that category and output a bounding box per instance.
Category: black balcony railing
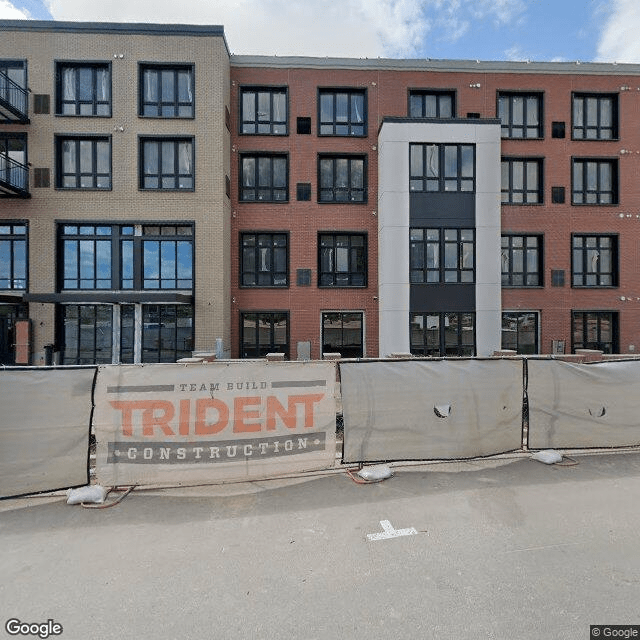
[0,155,29,197]
[0,71,29,123]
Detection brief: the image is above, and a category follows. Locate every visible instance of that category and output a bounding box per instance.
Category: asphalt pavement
[2,451,640,640]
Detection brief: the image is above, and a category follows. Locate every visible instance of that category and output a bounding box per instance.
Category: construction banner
[528,359,640,449]
[0,368,95,499]
[341,359,523,462]
[94,361,337,486]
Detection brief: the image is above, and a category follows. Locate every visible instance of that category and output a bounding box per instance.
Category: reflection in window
[141,138,194,190]
[410,144,474,192]
[240,154,288,202]
[318,156,365,202]
[410,312,475,356]
[319,234,366,287]
[0,223,26,290]
[319,90,366,136]
[501,312,539,354]
[409,90,455,118]
[573,94,617,140]
[142,304,193,362]
[498,92,542,139]
[241,233,288,287]
[572,311,618,354]
[322,312,363,358]
[241,312,289,359]
[410,228,474,283]
[61,304,113,364]
[572,159,617,204]
[241,87,287,134]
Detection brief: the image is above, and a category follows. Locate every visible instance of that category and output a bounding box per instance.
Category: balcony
[0,154,29,197]
[0,70,29,123]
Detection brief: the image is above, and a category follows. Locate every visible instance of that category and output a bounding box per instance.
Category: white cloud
[0,0,28,18]
[45,0,525,58]
[597,0,640,62]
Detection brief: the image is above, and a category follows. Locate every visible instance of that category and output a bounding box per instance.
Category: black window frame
[318,232,367,288]
[497,92,543,139]
[58,223,194,292]
[321,311,364,358]
[571,158,618,205]
[501,234,543,287]
[572,93,618,140]
[55,135,112,190]
[410,312,476,357]
[55,61,112,117]
[410,228,475,284]
[0,222,27,291]
[318,154,366,203]
[240,311,289,359]
[60,303,114,365]
[318,88,367,137]
[239,86,288,135]
[409,143,475,193]
[240,232,289,288]
[139,63,195,119]
[139,136,195,191]
[571,234,618,288]
[572,311,619,354]
[501,157,543,204]
[501,311,539,355]
[141,303,194,363]
[408,89,456,118]
[240,153,289,202]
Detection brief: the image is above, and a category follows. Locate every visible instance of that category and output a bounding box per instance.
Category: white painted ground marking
[366,520,418,541]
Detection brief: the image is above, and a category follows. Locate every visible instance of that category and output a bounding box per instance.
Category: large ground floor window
[60,303,193,364]
[321,311,363,358]
[572,311,618,354]
[410,312,475,357]
[240,311,289,359]
[502,312,539,354]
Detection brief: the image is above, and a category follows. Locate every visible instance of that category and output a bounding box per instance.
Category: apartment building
[2,19,640,364]
[230,57,640,359]
[0,20,231,365]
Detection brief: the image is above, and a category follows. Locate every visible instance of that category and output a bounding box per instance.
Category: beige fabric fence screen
[94,361,337,487]
[528,359,640,449]
[0,368,96,499]
[341,359,523,462]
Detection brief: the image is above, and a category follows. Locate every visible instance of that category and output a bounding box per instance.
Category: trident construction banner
[94,361,337,486]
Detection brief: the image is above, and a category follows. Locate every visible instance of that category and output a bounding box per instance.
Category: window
[409,90,455,118]
[497,92,542,139]
[410,228,474,284]
[502,312,539,354]
[501,158,542,204]
[56,63,111,116]
[60,303,194,365]
[318,233,366,287]
[240,87,287,134]
[140,138,194,190]
[322,312,363,358]
[572,159,617,204]
[410,312,475,357]
[0,133,28,192]
[240,154,288,202]
[318,155,366,203]
[0,60,27,117]
[572,311,618,354]
[501,235,542,287]
[56,137,111,190]
[59,223,193,291]
[139,64,194,118]
[573,94,618,140]
[241,233,288,287]
[0,223,26,290]
[409,144,475,192]
[572,235,617,287]
[241,312,289,359]
[142,304,194,362]
[318,89,366,136]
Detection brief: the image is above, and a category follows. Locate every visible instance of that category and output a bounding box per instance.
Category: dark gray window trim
[317,87,368,137]
[238,85,289,136]
[239,230,290,288]
[54,59,113,118]
[496,90,545,139]
[138,135,196,192]
[570,156,619,206]
[571,91,619,141]
[317,153,367,204]
[239,151,289,203]
[407,87,457,118]
[54,133,112,191]
[500,156,544,205]
[138,62,195,119]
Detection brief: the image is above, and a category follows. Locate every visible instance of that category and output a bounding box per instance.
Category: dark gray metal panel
[410,284,475,312]
[410,192,475,226]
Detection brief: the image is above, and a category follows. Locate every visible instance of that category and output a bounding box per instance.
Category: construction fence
[1,357,640,499]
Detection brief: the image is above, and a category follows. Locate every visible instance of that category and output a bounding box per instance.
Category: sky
[1,0,640,63]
